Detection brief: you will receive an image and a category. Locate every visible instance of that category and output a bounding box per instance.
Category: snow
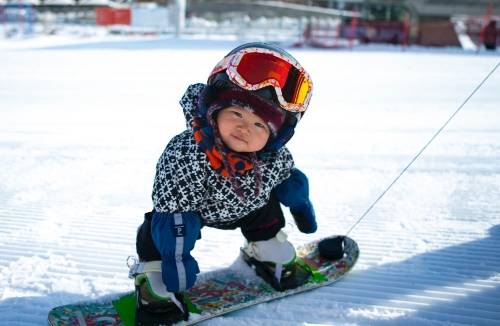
[1,30,500,326]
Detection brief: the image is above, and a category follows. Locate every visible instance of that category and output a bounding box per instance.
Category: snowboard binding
[129,258,189,326]
[241,248,313,292]
[135,284,189,326]
[240,231,313,291]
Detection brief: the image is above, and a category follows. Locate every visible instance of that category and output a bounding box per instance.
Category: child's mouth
[232,135,246,142]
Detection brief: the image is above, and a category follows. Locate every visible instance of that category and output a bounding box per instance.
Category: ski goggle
[208,47,313,113]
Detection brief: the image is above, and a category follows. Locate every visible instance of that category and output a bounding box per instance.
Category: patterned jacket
[152,84,295,227]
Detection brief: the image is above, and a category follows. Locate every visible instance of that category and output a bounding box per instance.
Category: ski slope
[1,35,499,325]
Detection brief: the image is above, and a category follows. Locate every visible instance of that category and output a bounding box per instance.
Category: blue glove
[275,168,317,234]
[151,211,201,292]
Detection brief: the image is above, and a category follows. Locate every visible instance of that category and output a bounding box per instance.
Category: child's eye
[255,122,265,129]
[233,111,242,118]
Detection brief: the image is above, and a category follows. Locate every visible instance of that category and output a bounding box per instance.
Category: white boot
[243,230,296,281]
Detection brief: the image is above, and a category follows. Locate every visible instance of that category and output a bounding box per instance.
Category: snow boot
[241,230,312,291]
[129,260,189,326]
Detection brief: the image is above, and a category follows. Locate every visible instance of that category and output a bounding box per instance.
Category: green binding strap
[112,293,136,326]
[295,259,328,284]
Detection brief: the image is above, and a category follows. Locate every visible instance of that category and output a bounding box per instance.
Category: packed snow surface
[1,34,499,325]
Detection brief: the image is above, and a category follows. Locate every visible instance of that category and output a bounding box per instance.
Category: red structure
[96,8,131,26]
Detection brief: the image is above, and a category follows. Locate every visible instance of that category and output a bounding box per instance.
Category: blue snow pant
[136,192,285,291]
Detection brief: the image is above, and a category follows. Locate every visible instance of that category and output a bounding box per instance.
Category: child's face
[217,106,271,152]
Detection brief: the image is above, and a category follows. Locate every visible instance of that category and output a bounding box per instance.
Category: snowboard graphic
[47,236,359,326]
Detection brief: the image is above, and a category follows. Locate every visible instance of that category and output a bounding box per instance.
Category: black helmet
[207,42,313,118]
[203,42,313,152]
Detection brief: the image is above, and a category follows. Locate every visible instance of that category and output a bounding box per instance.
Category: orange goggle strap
[209,47,313,113]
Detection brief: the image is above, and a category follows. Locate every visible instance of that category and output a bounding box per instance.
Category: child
[134,42,316,322]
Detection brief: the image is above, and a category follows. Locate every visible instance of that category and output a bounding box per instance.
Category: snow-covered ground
[1,33,499,325]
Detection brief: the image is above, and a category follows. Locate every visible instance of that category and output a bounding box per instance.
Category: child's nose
[237,122,250,134]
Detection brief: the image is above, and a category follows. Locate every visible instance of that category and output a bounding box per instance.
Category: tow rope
[345,61,500,237]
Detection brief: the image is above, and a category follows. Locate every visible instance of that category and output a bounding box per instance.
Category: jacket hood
[179,83,298,156]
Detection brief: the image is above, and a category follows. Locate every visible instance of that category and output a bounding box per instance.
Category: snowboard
[47,235,359,326]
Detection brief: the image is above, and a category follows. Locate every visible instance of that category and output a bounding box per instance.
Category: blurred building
[179,0,499,46]
[180,0,500,22]
[2,0,498,47]
[4,0,499,22]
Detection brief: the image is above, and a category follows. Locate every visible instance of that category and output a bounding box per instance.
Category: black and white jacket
[152,84,295,227]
